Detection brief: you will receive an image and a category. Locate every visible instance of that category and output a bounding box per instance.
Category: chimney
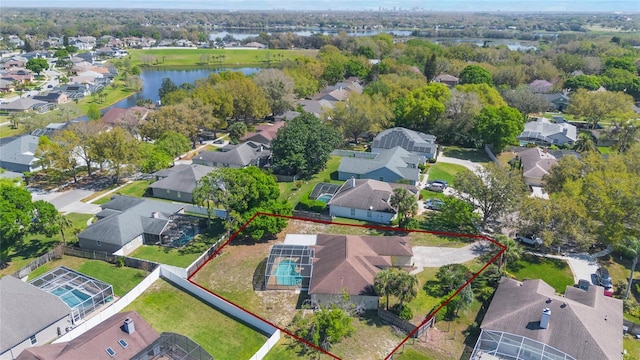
[151,212,159,218]
[123,318,135,334]
[350,177,356,188]
[540,308,551,329]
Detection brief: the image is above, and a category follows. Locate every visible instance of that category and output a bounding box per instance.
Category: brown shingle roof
[17,311,159,360]
[309,235,413,296]
[481,277,623,360]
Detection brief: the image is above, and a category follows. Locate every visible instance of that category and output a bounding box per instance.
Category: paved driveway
[411,241,493,274]
[437,152,483,175]
[527,252,599,285]
[33,189,101,215]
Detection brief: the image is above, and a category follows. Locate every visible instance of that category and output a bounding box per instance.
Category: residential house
[0,276,72,360]
[240,121,286,146]
[56,84,91,99]
[0,99,48,113]
[517,117,577,146]
[0,79,16,93]
[32,92,69,105]
[528,79,554,94]
[0,134,41,173]
[74,52,95,64]
[434,74,459,87]
[296,99,334,118]
[544,92,570,112]
[515,147,557,186]
[274,110,300,122]
[244,41,267,49]
[96,47,128,58]
[337,147,425,185]
[1,69,34,83]
[327,178,419,224]
[3,59,25,69]
[192,141,271,169]
[100,106,150,128]
[314,88,349,102]
[470,277,622,360]
[149,164,215,203]
[69,36,96,50]
[306,234,413,310]
[372,127,438,160]
[77,195,186,255]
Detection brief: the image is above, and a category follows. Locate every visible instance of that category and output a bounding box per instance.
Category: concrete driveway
[32,189,101,215]
[437,151,483,175]
[527,252,599,285]
[411,241,493,274]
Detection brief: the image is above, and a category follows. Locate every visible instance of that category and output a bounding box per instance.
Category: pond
[111,67,262,108]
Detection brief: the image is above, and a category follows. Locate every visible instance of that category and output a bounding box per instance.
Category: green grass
[598,146,613,154]
[441,146,491,164]
[124,279,267,360]
[0,213,93,277]
[507,254,574,293]
[112,179,153,198]
[76,82,136,114]
[624,335,640,359]
[0,124,26,138]
[278,155,342,206]
[427,162,468,186]
[27,256,146,296]
[129,48,318,68]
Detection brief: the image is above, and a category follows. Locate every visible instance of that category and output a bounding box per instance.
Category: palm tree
[56,213,73,246]
[395,271,418,307]
[573,132,598,153]
[390,188,418,228]
[495,234,522,270]
[615,236,640,299]
[373,268,395,310]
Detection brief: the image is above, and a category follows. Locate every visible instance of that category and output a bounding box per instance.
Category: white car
[515,234,543,246]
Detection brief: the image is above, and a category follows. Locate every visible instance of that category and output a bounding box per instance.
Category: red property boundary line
[187,213,506,360]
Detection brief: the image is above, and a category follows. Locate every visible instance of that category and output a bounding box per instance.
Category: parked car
[424,199,445,211]
[576,279,590,291]
[603,285,614,297]
[429,180,448,189]
[425,182,445,192]
[596,267,613,288]
[515,233,543,246]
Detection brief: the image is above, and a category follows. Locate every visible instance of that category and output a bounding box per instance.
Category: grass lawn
[76,82,136,114]
[0,123,26,138]
[0,213,93,277]
[496,150,517,167]
[427,162,468,186]
[624,335,640,359]
[85,179,152,205]
[441,146,490,164]
[278,155,342,206]
[26,255,146,296]
[129,48,318,68]
[123,279,267,360]
[506,253,574,293]
[598,146,613,154]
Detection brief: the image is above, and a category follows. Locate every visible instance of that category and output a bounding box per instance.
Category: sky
[0,0,637,12]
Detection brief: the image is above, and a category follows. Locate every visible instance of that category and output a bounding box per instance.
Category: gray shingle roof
[193,141,270,168]
[481,277,623,360]
[517,147,557,179]
[372,127,437,155]
[338,146,424,182]
[328,179,418,212]
[0,134,39,167]
[78,196,184,246]
[149,164,215,194]
[518,118,577,144]
[0,276,71,354]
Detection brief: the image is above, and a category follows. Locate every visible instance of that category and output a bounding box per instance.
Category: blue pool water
[274,260,302,286]
[316,194,333,203]
[51,287,91,308]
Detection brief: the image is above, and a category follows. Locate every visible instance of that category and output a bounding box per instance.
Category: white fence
[53,266,161,343]
[250,329,281,360]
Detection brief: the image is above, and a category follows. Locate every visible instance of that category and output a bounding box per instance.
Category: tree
[565,89,635,130]
[125,75,143,92]
[502,85,551,120]
[455,163,527,227]
[394,82,450,133]
[93,127,139,183]
[389,187,418,228]
[155,131,190,165]
[87,103,101,121]
[607,119,640,154]
[394,271,418,307]
[564,75,601,91]
[423,53,437,81]
[253,69,295,116]
[614,236,640,299]
[26,58,48,75]
[374,268,395,310]
[59,122,100,177]
[435,263,472,295]
[494,234,522,269]
[227,122,247,144]
[325,93,392,142]
[428,196,479,233]
[271,112,341,178]
[290,305,354,352]
[472,105,523,152]
[158,77,178,103]
[459,65,493,86]
[573,132,598,153]
[139,142,172,173]
[56,213,73,246]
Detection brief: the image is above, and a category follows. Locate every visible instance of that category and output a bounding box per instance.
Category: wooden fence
[378,308,435,338]
[63,247,159,272]
[292,210,332,222]
[11,244,64,279]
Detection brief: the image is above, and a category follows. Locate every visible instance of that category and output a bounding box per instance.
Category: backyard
[278,155,342,206]
[0,212,93,277]
[123,279,268,360]
[26,255,146,296]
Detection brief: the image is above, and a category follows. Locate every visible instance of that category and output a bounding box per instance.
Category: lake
[209,29,414,41]
[111,67,261,108]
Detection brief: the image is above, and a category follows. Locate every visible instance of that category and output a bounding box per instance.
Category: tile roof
[309,235,413,296]
[149,164,215,194]
[0,276,71,354]
[16,311,160,360]
[328,179,418,212]
[338,146,424,183]
[481,277,623,360]
[372,127,437,155]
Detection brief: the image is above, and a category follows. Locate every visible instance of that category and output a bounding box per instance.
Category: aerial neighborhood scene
[2,0,640,359]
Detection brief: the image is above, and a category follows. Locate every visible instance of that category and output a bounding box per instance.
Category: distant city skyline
[0,0,637,12]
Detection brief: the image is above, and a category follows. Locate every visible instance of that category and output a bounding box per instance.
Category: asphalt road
[32,189,101,215]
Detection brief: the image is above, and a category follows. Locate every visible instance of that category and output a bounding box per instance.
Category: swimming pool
[274,260,303,286]
[51,286,91,308]
[316,194,333,203]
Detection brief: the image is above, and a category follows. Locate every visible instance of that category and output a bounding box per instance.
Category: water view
[209,29,414,41]
[112,67,262,108]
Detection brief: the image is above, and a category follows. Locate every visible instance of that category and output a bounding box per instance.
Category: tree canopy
[25,58,48,75]
[459,65,493,86]
[472,105,523,152]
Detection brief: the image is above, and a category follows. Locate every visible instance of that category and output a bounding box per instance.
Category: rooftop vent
[123,318,135,334]
[540,308,551,329]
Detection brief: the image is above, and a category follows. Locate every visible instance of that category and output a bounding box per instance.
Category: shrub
[392,303,414,321]
[115,256,125,268]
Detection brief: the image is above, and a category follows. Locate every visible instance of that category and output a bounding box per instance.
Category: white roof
[284,234,318,246]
